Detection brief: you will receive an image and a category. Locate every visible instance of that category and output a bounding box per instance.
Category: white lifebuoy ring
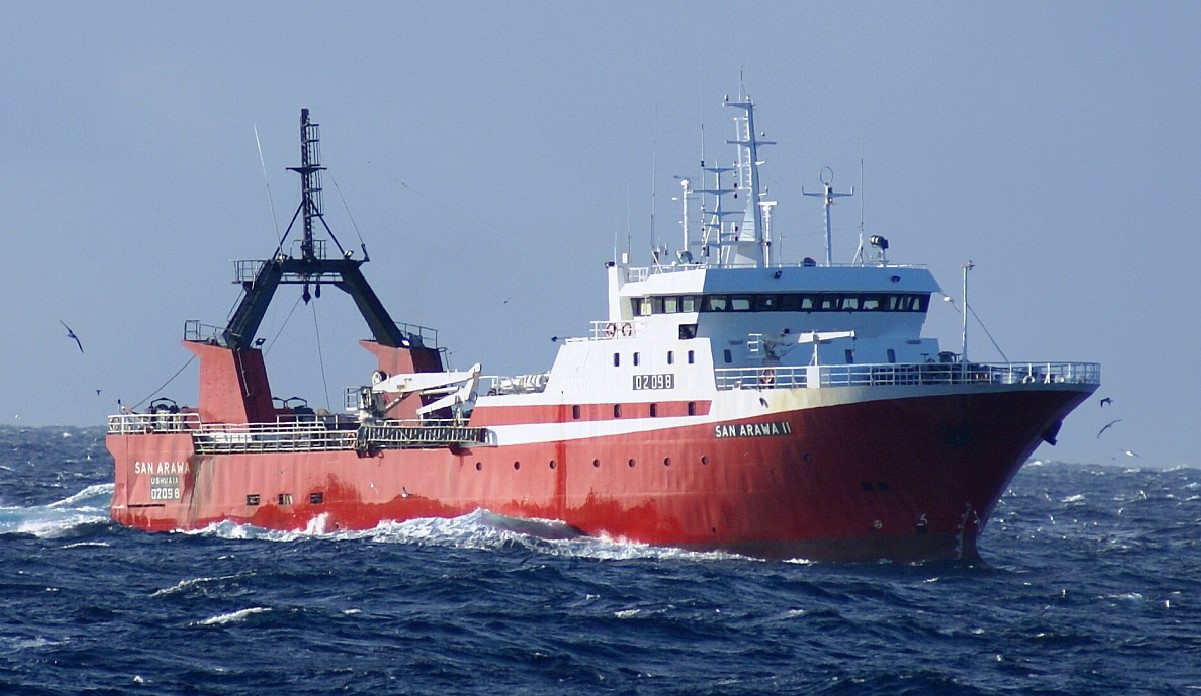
[759,368,776,386]
[1021,374,1035,384]
[620,322,633,337]
[604,322,617,338]
[372,370,388,385]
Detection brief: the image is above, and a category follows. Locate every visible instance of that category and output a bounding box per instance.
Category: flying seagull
[60,320,83,353]
[1099,397,1113,407]
[1096,418,1122,439]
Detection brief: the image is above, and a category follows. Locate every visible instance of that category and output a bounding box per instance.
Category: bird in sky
[60,320,83,353]
[1096,419,1122,438]
[1100,397,1113,407]
[1121,449,1139,458]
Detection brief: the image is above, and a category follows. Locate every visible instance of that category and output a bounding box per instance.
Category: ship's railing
[715,361,1101,391]
[397,322,439,349]
[108,412,491,452]
[108,412,203,434]
[624,261,929,281]
[185,314,435,351]
[484,373,550,396]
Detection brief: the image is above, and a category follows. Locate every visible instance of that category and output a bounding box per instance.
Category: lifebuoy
[604,322,617,337]
[760,368,776,386]
[620,322,633,337]
[372,370,388,385]
[1021,374,1035,384]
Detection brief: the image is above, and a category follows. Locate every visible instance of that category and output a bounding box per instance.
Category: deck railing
[107,413,492,452]
[714,361,1100,391]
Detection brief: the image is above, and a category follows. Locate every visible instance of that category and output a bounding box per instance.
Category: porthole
[549,460,557,470]
[475,461,482,471]
[513,461,521,470]
[701,456,709,466]
[663,457,671,467]
[592,459,600,468]
[628,459,636,468]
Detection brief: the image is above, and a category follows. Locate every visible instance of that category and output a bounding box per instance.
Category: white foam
[180,508,748,563]
[59,541,109,549]
[195,607,271,626]
[151,573,245,597]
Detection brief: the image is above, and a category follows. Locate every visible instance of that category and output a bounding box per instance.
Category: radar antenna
[803,167,853,266]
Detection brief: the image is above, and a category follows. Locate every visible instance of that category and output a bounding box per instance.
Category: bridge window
[634,292,930,316]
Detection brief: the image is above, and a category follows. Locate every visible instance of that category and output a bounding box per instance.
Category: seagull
[1122,449,1139,458]
[1099,397,1113,407]
[1096,419,1122,438]
[60,320,83,353]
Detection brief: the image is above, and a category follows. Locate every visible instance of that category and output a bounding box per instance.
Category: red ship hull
[108,386,1089,562]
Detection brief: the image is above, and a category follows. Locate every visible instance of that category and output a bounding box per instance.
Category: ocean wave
[150,573,249,598]
[0,483,113,537]
[194,607,272,626]
[174,508,747,563]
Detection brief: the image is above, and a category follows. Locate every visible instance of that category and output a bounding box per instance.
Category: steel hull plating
[108,386,1090,562]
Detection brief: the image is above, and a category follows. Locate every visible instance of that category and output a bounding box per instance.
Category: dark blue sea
[2,426,1198,695]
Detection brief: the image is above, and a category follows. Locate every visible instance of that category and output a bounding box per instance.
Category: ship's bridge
[605,261,942,367]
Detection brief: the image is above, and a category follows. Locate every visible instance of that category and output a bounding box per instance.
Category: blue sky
[3,2,1198,468]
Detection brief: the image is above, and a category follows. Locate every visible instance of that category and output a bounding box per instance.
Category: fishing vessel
[108,99,1099,561]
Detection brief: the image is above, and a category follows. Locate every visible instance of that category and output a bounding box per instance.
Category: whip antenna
[254,123,282,245]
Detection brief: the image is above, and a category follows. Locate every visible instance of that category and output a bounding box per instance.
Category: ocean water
[2,426,1199,695]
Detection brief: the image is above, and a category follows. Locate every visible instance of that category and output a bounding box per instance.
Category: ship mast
[803,167,854,266]
[723,94,775,267]
[220,109,407,350]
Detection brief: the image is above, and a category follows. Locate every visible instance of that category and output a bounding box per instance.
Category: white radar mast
[803,166,853,266]
[723,93,775,267]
